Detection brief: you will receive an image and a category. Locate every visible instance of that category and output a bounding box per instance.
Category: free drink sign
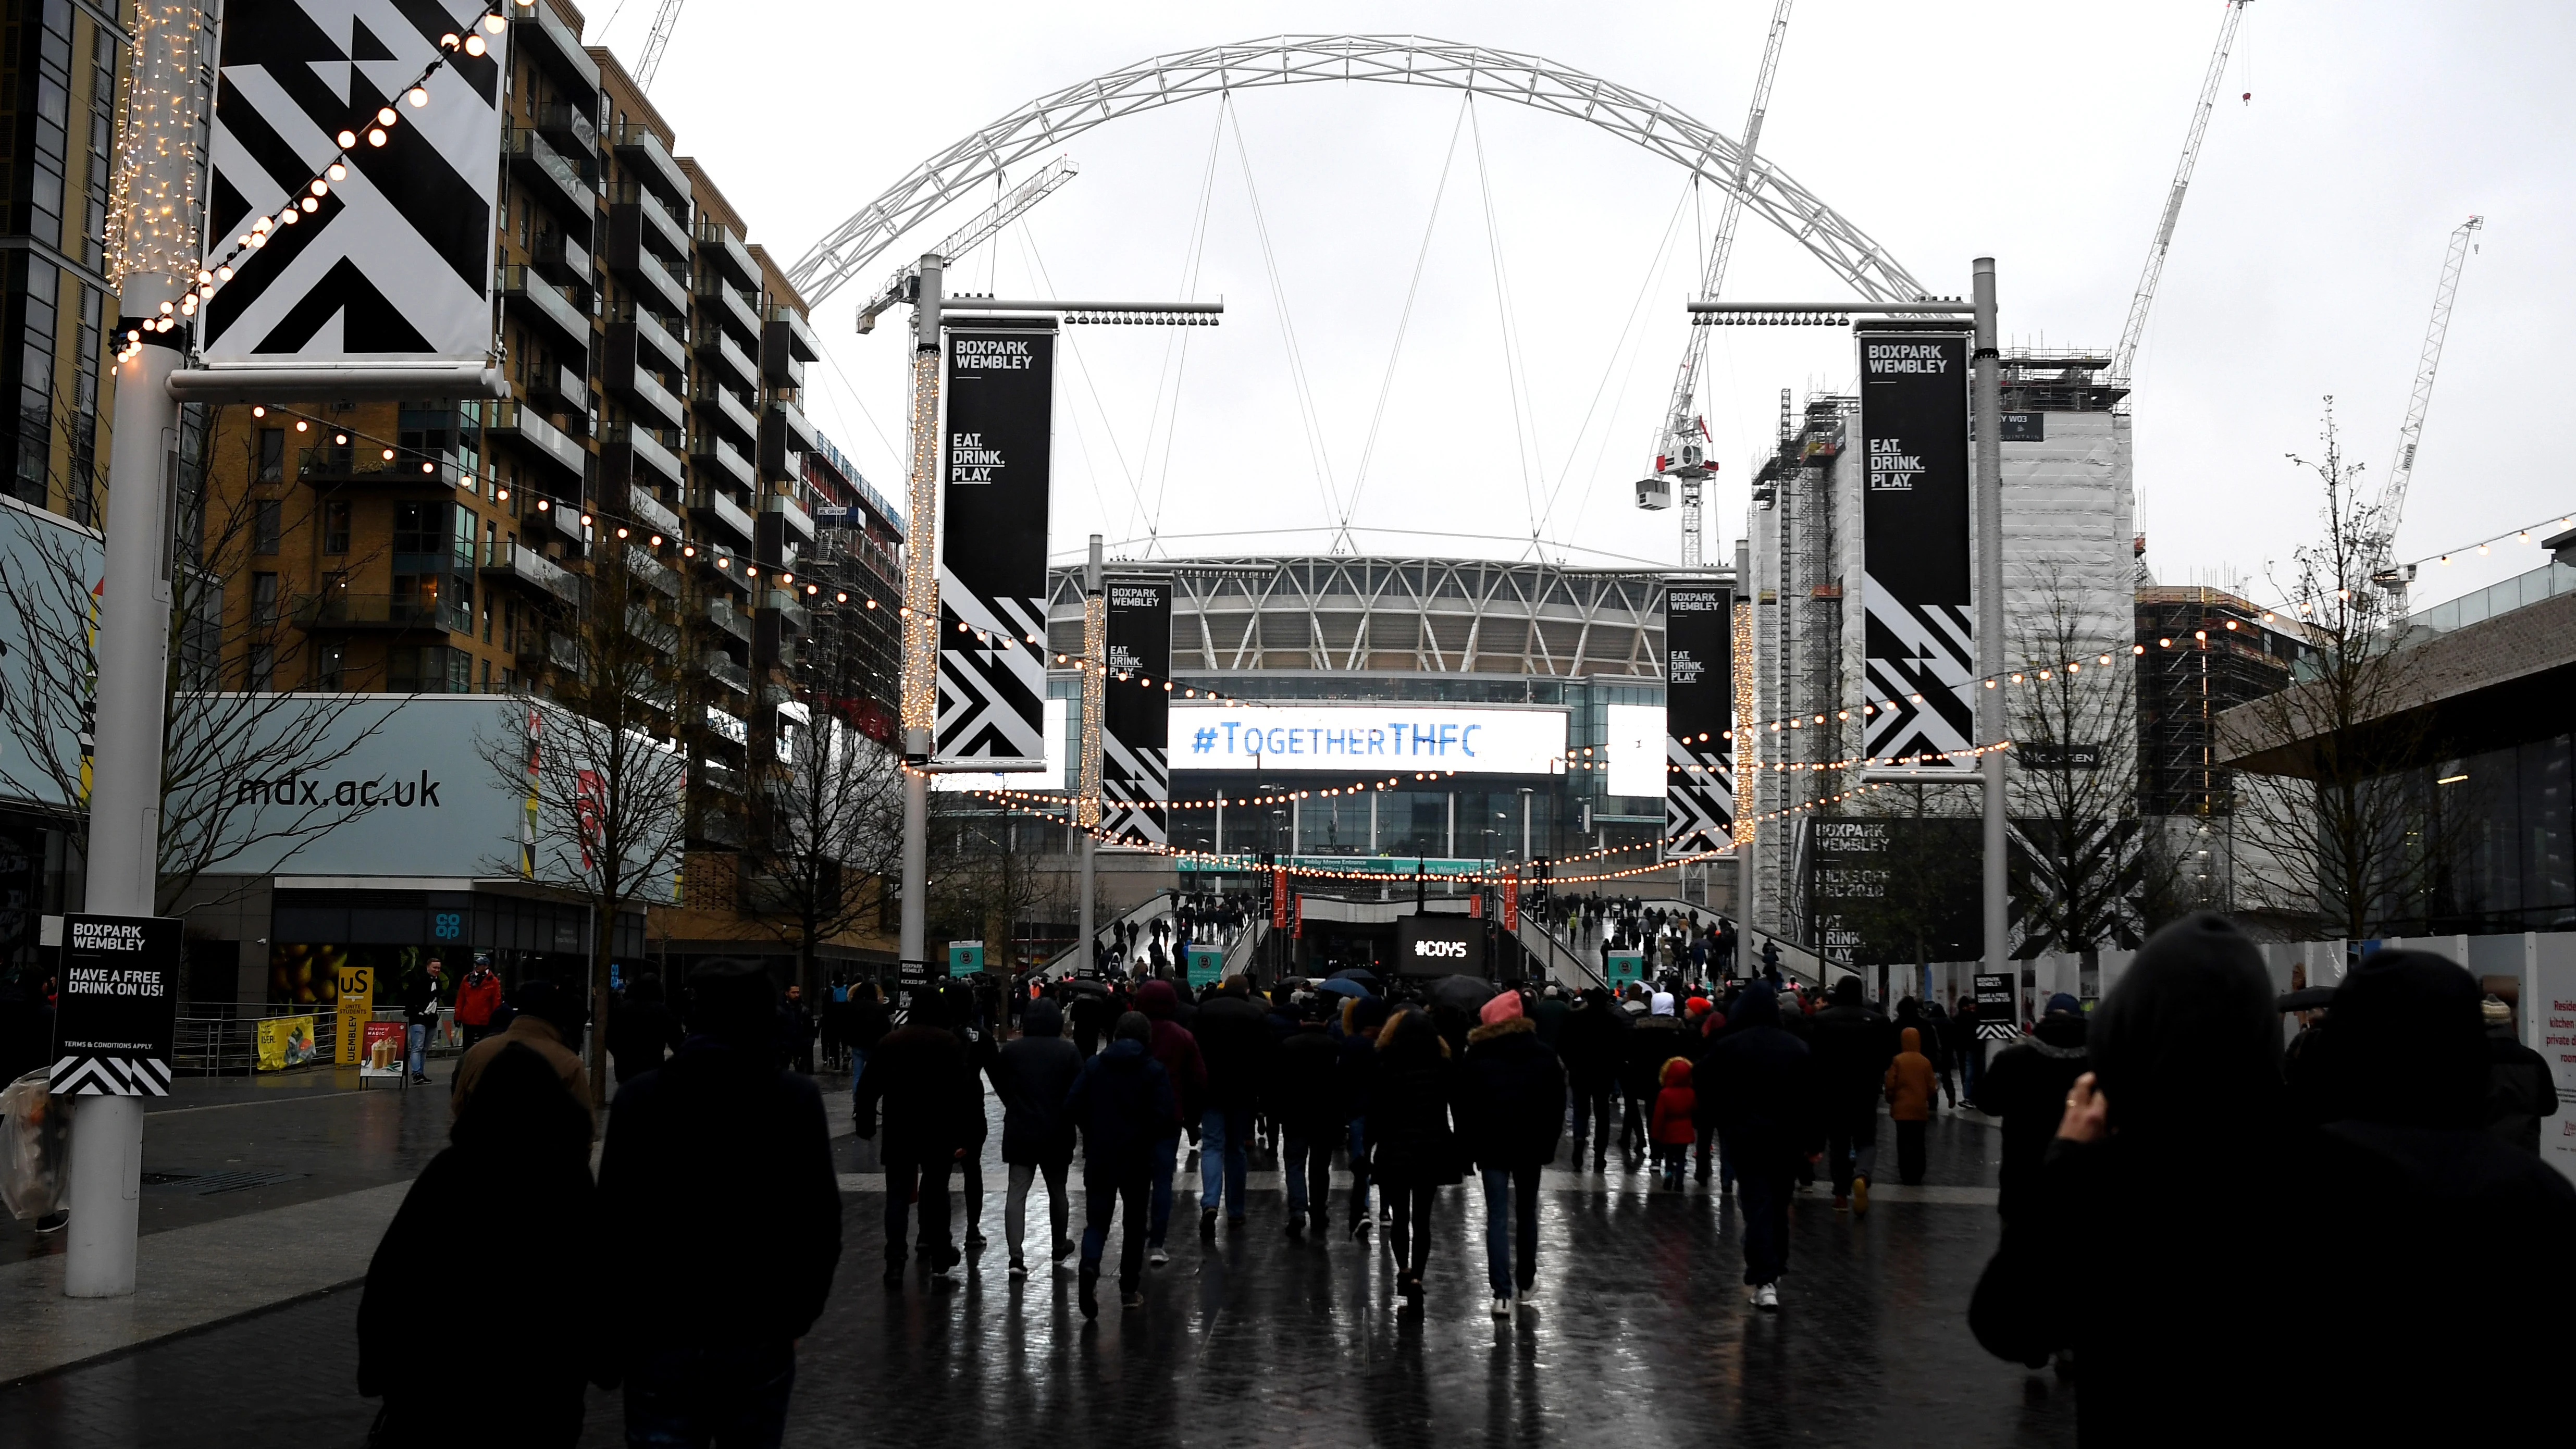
[50,914,182,1095]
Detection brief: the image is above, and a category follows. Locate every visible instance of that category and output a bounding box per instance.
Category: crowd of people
[352,908,2573,1448]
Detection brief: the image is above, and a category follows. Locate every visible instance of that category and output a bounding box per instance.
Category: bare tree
[2005,568,2144,964]
[2223,400,2460,937]
[739,707,906,997]
[479,529,687,1099]
[0,432,392,913]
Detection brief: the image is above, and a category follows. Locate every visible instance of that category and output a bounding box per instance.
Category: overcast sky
[606,0,2574,608]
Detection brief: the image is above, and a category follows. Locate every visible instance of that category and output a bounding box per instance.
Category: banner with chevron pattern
[1859,330,1977,767]
[1662,584,1734,853]
[204,0,505,365]
[1101,577,1171,846]
[935,321,1055,768]
[47,915,182,1097]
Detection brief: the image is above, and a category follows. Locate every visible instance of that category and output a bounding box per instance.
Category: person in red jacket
[1649,1057,1697,1188]
[454,959,504,1050]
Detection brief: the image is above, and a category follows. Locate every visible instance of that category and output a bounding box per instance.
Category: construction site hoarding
[1101,577,1172,847]
[1663,583,1735,853]
[1857,330,1977,767]
[935,320,1055,769]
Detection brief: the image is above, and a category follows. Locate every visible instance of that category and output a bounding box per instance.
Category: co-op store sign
[1170,704,1566,776]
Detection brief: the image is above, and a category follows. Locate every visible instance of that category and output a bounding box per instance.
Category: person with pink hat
[1457,988,1566,1318]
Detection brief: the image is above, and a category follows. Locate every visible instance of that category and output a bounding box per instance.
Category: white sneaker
[1148,1246,1170,1267]
[1755,1282,1779,1312]
[1516,1286,1538,1311]
[1490,1294,1513,1318]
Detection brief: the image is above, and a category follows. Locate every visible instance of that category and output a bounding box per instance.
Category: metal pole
[899,256,944,981]
[1973,257,2008,994]
[67,0,213,1301]
[1078,535,1102,972]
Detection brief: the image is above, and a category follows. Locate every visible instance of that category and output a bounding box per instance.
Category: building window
[253,499,281,555]
[245,644,274,693]
[479,656,492,693]
[392,500,448,555]
[448,648,472,695]
[257,427,284,482]
[320,643,344,691]
[251,571,279,627]
[324,500,350,554]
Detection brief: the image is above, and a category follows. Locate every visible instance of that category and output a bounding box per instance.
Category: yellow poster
[256,1015,319,1072]
[333,965,376,1066]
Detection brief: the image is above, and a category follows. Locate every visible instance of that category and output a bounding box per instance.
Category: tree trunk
[589,899,613,1106]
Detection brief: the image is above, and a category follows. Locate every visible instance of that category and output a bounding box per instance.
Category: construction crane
[1637,0,1793,568]
[2107,0,2250,401]
[2370,215,2483,597]
[636,0,684,88]
[854,157,1082,334]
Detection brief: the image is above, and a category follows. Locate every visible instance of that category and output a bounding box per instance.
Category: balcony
[625,605,678,656]
[528,362,588,417]
[534,497,590,543]
[690,805,747,849]
[530,229,591,294]
[296,443,466,490]
[762,309,819,389]
[607,209,691,315]
[625,543,680,599]
[764,588,812,635]
[690,434,756,492]
[697,650,751,695]
[699,551,752,598]
[693,218,759,290]
[697,275,761,346]
[698,329,757,393]
[694,380,759,448]
[764,490,816,543]
[692,487,758,549]
[629,484,683,540]
[505,127,597,239]
[611,123,691,209]
[758,395,817,481]
[612,302,688,375]
[616,422,686,491]
[292,591,447,632]
[602,336,685,432]
[480,540,580,604]
[696,760,745,797]
[532,101,598,157]
[610,185,691,263]
[501,265,591,363]
[511,2,600,108]
[484,401,586,484]
[707,598,753,644]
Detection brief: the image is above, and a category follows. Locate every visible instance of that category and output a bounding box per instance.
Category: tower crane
[635,0,684,88]
[1637,0,1794,568]
[2369,215,2483,597]
[2107,0,2250,402]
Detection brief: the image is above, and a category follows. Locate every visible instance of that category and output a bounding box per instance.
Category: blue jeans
[405,1023,427,1077]
[1147,1132,1179,1246]
[623,1342,794,1448]
[1199,1106,1250,1217]
[1480,1165,1541,1297]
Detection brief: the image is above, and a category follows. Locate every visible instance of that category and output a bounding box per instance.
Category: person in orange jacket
[1649,1057,1698,1188]
[1885,1026,1937,1185]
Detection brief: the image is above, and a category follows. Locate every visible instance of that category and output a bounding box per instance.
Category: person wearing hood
[1649,1057,1697,1188]
[1808,976,1899,1213]
[1883,1026,1936,1185]
[1270,994,1346,1239]
[1531,984,1570,1051]
[1619,991,1686,1161]
[1456,989,1565,1316]
[1132,979,1206,1264]
[990,997,1084,1280]
[1337,994,1391,1240]
[1973,993,2092,1219]
[598,963,840,1447]
[454,979,593,1131]
[1971,913,2314,1438]
[1700,982,1816,1310]
[1064,1012,1177,1317]
[853,986,973,1287]
[1557,987,1630,1172]
[360,1042,608,1446]
[1367,1007,1466,1304]
[2479,995,2558,1156]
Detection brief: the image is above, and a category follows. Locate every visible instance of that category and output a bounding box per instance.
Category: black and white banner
[1102,577,1171,847]
[49,915,183,1097]
[204,1,505,364]
[936,321,1055,768]
[1859,330,1977,766]
[1663,583,1734,854]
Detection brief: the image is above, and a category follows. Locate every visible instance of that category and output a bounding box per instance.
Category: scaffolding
[2134,586,2303,819]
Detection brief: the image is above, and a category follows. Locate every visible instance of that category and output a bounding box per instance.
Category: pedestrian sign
[948,940,983,975]
[1607,951,1644,989]
[1186,945,1223,988]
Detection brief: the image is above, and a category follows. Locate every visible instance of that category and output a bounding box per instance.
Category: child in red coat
[1648,1057,1697,1187]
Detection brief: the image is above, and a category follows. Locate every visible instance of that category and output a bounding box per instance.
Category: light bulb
[252,405,266,417]
[381,448,396,460]
[367,128,388,147]
[334,433,348,444]
[377,107,398,126]
[217,265,233,280]
[310,180,328,197]
[407,88,429,108]
[336,130,357,148]
[327,164,346,182]
[300,197,317,213]
[484,14,506,32]
[464,34,486,56]
[294,419,309,432]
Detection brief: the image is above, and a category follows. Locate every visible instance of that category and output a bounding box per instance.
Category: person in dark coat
[1702,982,1815,1309]
[1365,1007,1464,1303]
[1269,995,1345,1237]
[1556,987,1630,1171]
[1457,989,1564,1314]
[599,963,840,1447]
[1064,1012,1176,1317]
[1970,913,2313,1438]
[939,983,1000,1253]
[1068,984,1111,1058]
[1972,992,2092,1220]
[991,996,1084,1279]
[1191,976,1274,1232]
[853,987,973,1286]
[844,982,891,1079]
[2481,995,2559,1156]
[1337,994,1390,1239]
[1530,985,1570,1051]
[1807,976,1898,1213]
[360,1043,606,1447]
[607,973,683,1085]
[1622,997,1689,1158]
[1133,979,1206,1261]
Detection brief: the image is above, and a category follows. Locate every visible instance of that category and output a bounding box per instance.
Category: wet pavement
[0,1074,2076,1448]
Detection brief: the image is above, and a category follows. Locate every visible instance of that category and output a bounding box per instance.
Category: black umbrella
[1061,977,1111,997]
[1328,967,1382,987]
[1429,974,1498,1015]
